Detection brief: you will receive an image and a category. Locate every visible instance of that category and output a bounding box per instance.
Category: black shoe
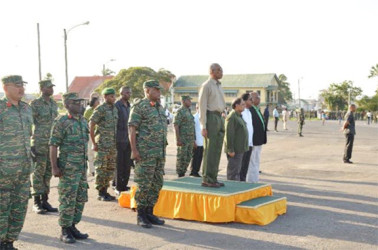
[178,173,185,177]
[190,173,201,177]
[60,227,76,244]
[344,160,353,164]
[70,224,89,239]
[146,207,165,225]
[137,208,152,228]
[32,196,47,214]
[41,194,58,212]
[216,181,225,187]
[98,189,115,201]
[2,242,18,250]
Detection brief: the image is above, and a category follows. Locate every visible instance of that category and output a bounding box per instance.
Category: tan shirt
[198,77,226,129]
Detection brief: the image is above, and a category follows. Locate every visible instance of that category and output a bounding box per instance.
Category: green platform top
[237,196,287,209]
[162,177,270,196]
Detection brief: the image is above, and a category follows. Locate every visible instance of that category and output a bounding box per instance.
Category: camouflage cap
[39,79,55,88]
[181,95,192,101]
[143,80,162,89]
[101,88,116,95]
[1,75,27,85]
[62,92,84,102]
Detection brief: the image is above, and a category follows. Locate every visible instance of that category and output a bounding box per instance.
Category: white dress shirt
[194,112,204,146]
[241,108,253,147]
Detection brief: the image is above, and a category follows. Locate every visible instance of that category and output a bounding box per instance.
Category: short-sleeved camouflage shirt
[0,97,33,174]
[90,103,118,151]
[128,98,167,159]
[173,106,195,142]
[30,96,58,152]
[49,114,88,167]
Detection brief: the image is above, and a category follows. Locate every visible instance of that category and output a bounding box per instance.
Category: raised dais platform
[119,177,286,225]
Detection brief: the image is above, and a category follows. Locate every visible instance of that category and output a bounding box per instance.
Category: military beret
[181,95,192,101]
[101,88,116,95]
[39,79,55,88]
[1,75,27,85]
[62,92,83,102]
[143,80,162,89]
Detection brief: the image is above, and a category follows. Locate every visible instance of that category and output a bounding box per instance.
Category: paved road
[18,119,378,249]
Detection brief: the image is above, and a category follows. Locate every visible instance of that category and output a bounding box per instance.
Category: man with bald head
[198,63,226,188]
[246,92,267,183]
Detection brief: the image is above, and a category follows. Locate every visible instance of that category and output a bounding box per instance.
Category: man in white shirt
[190,104,203,177]
[282,107,288,130]
[273,106,279,132]
[240,93,253,181]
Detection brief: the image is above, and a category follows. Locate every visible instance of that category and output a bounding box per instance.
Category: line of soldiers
[0,76,168,248]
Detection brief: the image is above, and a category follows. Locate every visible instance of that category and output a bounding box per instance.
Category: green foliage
[96,67,174,98]
[102,68,115,76]
[277,74,293,104]
[321,80,363,111]
[43,73,53,81]
[357,91,378,111]
[368,64,378,78]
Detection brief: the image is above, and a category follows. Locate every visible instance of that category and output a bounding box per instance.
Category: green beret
[143,80,162,89]
[39,79,55,88]
[181,95,192,101]
[1,75,27,85]
[102,88,116,95]
[62,92,83,102]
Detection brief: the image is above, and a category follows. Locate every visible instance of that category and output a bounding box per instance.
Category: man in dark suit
[246,92,267,183]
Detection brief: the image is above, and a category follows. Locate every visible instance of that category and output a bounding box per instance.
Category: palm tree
[368,64,378,78]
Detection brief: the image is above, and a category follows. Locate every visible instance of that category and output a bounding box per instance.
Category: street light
[64,21,90,92]
[102,59,116,76]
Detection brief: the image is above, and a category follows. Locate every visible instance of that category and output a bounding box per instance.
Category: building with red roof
[68,76,113,100]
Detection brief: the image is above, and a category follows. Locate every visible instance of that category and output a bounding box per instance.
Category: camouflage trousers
[31,151,52,196]
[298,123,304,135]
[58,163,88,227]
[94,149,116,190]
[0,160,30,242]
[176,141,194,176]
[134,158,165,209]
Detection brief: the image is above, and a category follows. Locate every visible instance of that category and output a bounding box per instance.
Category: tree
[368,64,378,78]
[43,73,54,81]
[321,80,362,111]
[102,68,115,76]
[96,66,175,99]
[357,90,378,111]
[277,74,293,104]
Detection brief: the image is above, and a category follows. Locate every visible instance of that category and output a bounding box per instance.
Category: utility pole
[37,23,42,81]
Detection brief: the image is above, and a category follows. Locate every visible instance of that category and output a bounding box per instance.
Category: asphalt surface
[17,119,378,249]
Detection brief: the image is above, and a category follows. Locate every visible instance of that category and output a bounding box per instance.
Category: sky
[0,0,377,100]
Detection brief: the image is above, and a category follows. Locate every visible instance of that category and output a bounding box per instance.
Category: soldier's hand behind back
[131,150,141,162]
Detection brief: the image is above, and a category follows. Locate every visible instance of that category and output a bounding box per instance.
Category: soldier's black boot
[4,241,18,250]
[32,196,46,214]
[0,241,7,250]
[60,227,76,244]
[98,189,114,201]
[137,208,152,228]
[146,206,165,225]
[41,194,58,212]
[178,173,185,177]
[70,224,89,239]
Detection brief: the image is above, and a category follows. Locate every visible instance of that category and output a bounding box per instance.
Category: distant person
[337,111,343,125]
[224,98,248,181]
[321,111,326,126]
[263,105,270,131]
[190,104,203,177]
[273,106,279,132]
[198,63,226,188]
[246,92,267,183]
[114,86,133,194]
[367,110,372,125]
[282,107,288,130]
[173,96,195,177]
[84,96,100,176]
[240,93,253,182]
[342,104,357,164]
[298,108,305,137]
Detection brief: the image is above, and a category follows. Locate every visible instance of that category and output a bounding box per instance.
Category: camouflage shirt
[49,114,88,167]
[298,112,305,124]
[30,95,58,152]
[128,99,167,158]
[173,106,195,142]
[0,97,33,174]
[90,103,118,151]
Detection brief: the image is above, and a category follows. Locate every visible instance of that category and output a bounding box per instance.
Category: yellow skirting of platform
[153,185,272,223]
[235,198,287,225]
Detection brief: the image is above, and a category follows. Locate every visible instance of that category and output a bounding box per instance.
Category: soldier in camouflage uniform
[0,75,33,250]
[129,80,167,228]
[30,79,59,214]
[89,88,118,201]
[297,108,305,137]
[173,96,195,177]
[49,92,89,244]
